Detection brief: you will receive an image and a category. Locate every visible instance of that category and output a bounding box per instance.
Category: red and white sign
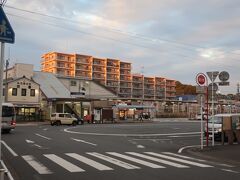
[196,73,207,86]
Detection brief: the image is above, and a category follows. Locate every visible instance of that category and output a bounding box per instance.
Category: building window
[30,89,35,97]
[12,88,17,96]
[21,88,27,96]
[70,81,77,86]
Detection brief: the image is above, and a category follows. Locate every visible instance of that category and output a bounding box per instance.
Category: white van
[50,113,78,126]
[205,113,240,139]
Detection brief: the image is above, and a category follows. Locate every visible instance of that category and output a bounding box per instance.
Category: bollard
[0,169,5,180]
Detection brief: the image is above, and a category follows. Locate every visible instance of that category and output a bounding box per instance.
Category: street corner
[183,144,240,167]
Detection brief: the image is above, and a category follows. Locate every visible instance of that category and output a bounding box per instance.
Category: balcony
[133,85,143,89]
[93,67,105,72]
[107,61,119,68]
[107,82,119,87]
[120,77,132,82]
[120,65,131,70]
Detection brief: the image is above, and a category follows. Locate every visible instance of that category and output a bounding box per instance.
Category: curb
[184,145,240,166]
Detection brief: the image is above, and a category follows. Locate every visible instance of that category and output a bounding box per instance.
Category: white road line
[22,155,52,174]
[35,133,52,140]
[1,140,18,157]
[64,127,200,137]
[87,152,140,169]
[71,138,97,146]
[126,152,189,168]
[221,169,239,174]
[66,153,113,171]
[106,152,165,168]
[1,160,15,180]
[25,139,34,144]
[137,145,145,148]
[44,154,85,172]
[162,152,207,162]
[145,152,213,168]
[178,145,201,153]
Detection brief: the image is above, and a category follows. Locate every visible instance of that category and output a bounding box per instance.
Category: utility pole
[5,58,9,102]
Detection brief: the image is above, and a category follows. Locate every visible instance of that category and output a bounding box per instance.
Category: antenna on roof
[0,0,7,7]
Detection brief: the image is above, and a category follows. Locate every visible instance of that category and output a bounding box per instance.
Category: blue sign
[0,6,14,43]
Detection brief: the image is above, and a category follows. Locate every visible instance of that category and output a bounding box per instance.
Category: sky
[2,0,240,94]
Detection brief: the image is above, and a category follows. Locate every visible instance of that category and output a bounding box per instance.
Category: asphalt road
[1,120,240,180]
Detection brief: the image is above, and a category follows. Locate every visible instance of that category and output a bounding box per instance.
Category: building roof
[32,71,72,99]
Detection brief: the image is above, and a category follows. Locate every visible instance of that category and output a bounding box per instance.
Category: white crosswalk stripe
[20,152,216,175]
[162,152,207,162]
[106,152,165,168]
[22,155,52,174]
[126,152,189,168]
[145,152,213,167]
[87,152,140,169]
[66,153,113,171]
[44,154,85,172]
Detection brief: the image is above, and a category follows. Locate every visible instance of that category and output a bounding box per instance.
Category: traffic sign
[219,81,230,86]
[0,6,15,43]
[219,71,230,82]
[208,83,218,91]
[207,71,219,82]
[196,73,207,86]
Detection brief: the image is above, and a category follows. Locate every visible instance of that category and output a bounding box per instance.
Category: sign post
[196,73,207,149]
[0,4,15,171]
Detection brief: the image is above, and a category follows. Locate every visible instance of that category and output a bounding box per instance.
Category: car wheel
[72,121,77,126]
[56,121,61,126]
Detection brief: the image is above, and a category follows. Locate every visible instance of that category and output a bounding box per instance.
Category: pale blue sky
[3,0,240,94]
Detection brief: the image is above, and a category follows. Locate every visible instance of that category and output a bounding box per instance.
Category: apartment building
[41,52,176,100]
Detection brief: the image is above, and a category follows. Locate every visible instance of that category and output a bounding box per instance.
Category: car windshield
[208,116,222,124]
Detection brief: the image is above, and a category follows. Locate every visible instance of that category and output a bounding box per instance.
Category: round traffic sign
[219,71,229,82]
[196,73,206,86]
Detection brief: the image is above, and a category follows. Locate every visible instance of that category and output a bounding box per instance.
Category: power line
[4,5,228,54]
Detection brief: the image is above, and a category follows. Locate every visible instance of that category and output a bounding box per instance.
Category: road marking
[221,169,239,174]
[162,152,207,162]
[145,152,213,167]
[43,128,48,131]
[169,135,200,138]
[87,152,140,169]
[1,160,15,180]
[25,139,34,144]
[218,164,235,168]
[137,145,145,148]
[132,138,171,141]
[22,155,52,174]
[44,154,85,172]
[33,144,42,148]
[35,133,52,140]
[1,140,18,157]
[178,145,201,153]
[71,138,97,146]
[126,152,189,168]
[64,127,200,137]
[106,152,165,168]
[66,153,113,171]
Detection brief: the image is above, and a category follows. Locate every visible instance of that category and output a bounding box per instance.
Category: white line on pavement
[1,140,18,157]
[35,133,52,140]
[71,138,97,146]
[66,153,113,171]
[137,145,145,148]
[22,155,52,174]
[1,160,15,180]
[178,145,202,153]
[87,152,140,169]
[64,127,200,137]
[221,169,239,174]
[44,154,85,172]
[145,152,213,167]
[107,152,165,168]
[126,152,189,168]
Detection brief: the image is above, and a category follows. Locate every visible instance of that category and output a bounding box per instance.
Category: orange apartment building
[41,52,176,100]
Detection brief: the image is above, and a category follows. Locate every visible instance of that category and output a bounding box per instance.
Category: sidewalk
[187,144,240,166]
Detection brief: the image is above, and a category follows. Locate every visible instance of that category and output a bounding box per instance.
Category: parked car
[204,113,240,140]
[71,114,84,125]
[1,103,16,133]
[50,113,78,126]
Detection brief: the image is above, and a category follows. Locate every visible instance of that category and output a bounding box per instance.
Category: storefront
[113,104,155,121]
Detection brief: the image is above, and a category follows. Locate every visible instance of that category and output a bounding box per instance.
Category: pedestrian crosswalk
[21,152,215,175]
